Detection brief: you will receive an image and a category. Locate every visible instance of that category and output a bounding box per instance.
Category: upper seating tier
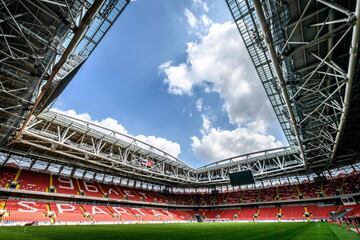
[0,166,359,206]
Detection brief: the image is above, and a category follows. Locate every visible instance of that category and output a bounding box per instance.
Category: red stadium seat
[0,167,19,188]
[3,200,49,223]
[18,169,50,192]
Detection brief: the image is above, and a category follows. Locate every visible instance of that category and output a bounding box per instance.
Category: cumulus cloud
[51,108,181,158]
[160,10,285,162]
[159,61,194,95]
[52,108,128,134]
[200,115,211,135]
[184,9,198,29]
[159,21,275,125]
[136,135,181,158]
[200,14,212,27]
[184,9,212,35]
[192,0,209,12]
[191,118,283,162]
[196,98,203,112]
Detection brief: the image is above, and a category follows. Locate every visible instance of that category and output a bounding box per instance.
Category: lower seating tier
[1,199,355,224]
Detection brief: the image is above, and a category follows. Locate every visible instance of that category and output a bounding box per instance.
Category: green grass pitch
[0,222,359,240]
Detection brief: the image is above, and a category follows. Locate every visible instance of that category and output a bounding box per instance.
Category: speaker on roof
[211,189,219,194]
[313,176,327,182]
[229,170,255,186]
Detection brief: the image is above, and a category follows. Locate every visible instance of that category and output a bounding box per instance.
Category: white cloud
[192,0,209,12]
[136,135,181,158]
[200,115,211,135]
[201,14,212,27]
[160,21,275,125]
[191,119,283,162]
[51,108,181,158]
[158,61,172,70]
[52,108,128,134]
[160,61,195,95]
[160,12,285,162]
[184,9,198,29]
[195,98,203,112]
[184,9,212,35]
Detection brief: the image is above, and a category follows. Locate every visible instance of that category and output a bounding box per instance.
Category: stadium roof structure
[225,0,360,170]
[0,0,360,189]
[0,0,129,145]
[1,110,305,186]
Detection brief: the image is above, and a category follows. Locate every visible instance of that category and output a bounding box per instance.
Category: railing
[198,147,295,170]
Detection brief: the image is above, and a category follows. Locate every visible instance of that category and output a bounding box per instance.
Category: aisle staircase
[48,174,56,193]
[7,169,22,189]
[76,179,85,196]
[277,208,282,221]
[45,203,56,224]
[0,201,9,221]
[106,206,119,221]
[80,205,93,221]
[303,207,311,221]
[254,209,260,220]
[296,185,303,199]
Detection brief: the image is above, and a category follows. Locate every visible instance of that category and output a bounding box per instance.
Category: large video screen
[229,170,255,186]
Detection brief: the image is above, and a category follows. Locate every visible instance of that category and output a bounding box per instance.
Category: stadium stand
[0,167,18,188]
[48,202,88,223]
[4,200,49,223]
[52,176,80,195]
[2,199,352,224]
[0,166,359,207]
[1,200,198,224]
[281,206,306,220]
[17,169,50,192]
[0,1,360,238]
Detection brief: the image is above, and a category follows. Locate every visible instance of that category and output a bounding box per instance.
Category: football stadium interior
[0,0,360,239]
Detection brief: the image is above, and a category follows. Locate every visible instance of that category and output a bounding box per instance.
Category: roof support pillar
[252,0,306,163]
[330,0,360,165]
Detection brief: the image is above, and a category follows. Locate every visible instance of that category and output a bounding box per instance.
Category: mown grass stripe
[0,222,358,240]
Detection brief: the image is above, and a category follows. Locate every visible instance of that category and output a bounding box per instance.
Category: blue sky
[53,0,287,167]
